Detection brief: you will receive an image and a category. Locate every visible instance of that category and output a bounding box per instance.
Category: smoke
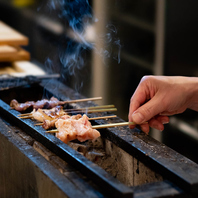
[41,0,121,91]
[59,0,92,32]
[58,38,89,76]
[100,24,121,64]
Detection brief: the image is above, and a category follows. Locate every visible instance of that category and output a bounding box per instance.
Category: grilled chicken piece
[32,106,67,122]
[42,114,82,130]
[55,114,100,143]
[10,97,66,111]
[10,99,34,111]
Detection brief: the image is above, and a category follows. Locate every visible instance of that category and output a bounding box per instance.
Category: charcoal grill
[0,77,198,198]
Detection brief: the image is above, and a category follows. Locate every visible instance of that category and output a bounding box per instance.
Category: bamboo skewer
[34,115,117,126]
[88,115,117,120]
[18,108,117,119]
[92,122,136,129]
[11,96,103,110]
[18,113,34,117]
[18,104,115,117]
[46,122,139,133]
[62,96,103,104]
[63,108,117,114]
[34,123,44,126]
[18,116,33,119]
[64,104,115,112]
[81,108,117,114]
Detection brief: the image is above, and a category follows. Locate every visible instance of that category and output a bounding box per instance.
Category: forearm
[186,77,198,111]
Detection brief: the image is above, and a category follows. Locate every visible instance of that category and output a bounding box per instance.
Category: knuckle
[142,107,152,117]
[141,75,152,83]
[130,96,134,103]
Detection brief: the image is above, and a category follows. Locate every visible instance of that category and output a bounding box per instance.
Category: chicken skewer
[34,115,117,126]
[18,105,117,130]
[18,104,115,117]
[51,114,101,143]
[42,115,117,130]
[46,121,146,133]
[35,115,117,129]
[10,96,102,111]
[18,108,117,119]
[45,117,143,144]
[18,106,67,121]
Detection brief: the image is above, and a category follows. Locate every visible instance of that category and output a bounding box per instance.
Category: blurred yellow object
[12,0,35,7]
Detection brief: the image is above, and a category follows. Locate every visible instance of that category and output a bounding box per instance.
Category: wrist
[186,77,198,111]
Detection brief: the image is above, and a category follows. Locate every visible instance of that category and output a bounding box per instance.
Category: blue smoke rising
[42,0,121,87]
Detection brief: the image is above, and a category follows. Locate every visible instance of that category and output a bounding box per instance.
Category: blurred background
[1,0,198,163]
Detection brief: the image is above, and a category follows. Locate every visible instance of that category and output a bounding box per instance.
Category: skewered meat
[10,99,35,111]
[42,114,82,130]
[10,97,66,111]
[55,114,100,143]
[32,106,67,122]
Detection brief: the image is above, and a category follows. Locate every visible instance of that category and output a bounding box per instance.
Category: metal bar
[98,127,198,194]
[0,100,133,198]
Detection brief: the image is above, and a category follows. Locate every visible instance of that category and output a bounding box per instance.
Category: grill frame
[0,77,198,197]
[0,102,133,198]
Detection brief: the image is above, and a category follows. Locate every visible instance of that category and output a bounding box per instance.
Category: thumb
[132,96,164,124]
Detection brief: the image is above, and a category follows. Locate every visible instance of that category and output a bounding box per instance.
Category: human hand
[128,76,198,134]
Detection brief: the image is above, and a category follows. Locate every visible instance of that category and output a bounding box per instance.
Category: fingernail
[163,121,169,124]
[132,112,144,124]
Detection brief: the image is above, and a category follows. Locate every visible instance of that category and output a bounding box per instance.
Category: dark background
[1,0,198,163]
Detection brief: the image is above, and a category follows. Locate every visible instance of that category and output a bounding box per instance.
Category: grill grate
[0,78,198,197]
[0,99,133,198]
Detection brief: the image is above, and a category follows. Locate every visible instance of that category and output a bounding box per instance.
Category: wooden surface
[0,61,45,76]
[0,21,28,45]
[0,45,30,62]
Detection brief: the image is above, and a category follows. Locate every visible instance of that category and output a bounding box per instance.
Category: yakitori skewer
[64,104,115,112]
[46,122,138,133]
[63,96,102,104]
[10,96,103,111]
[18,104,115,117]
[92,122,137,129]
[18,108,117,119]
[34,115,117,126]
[88,115,117,120]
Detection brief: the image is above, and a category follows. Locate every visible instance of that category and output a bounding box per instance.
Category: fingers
[148,115,169,131]
[128,90,148,122]
[128,76,152,122]
[156,115,169,124]
[129,122,150,134]
[129,115,169,134]
[139,123,150,135]
[131,95,165,124]
[128,75,171,134]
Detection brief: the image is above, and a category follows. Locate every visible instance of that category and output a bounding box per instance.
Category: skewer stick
[18,108,117,119]
[92,122,137,129]
[68,108,117,114]
[88,115,117,120]
[64,104,115,112]
[34,115,117,126]
[34,123,43,126]
[18,113,33,117]
[87,104,115,109]
[18,104,115,117]
[63,96,102,104]
[46,129,59,133]
[18,116,33,119]
[45,122,141,133]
